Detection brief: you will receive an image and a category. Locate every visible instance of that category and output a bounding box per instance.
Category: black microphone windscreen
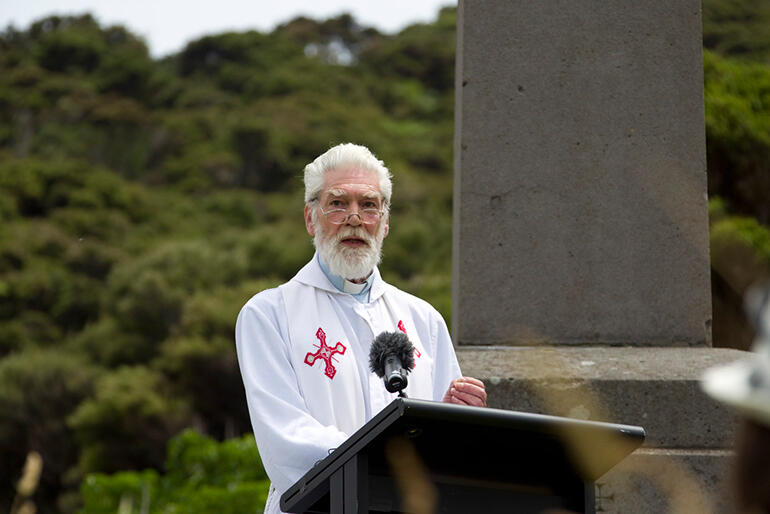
[369,331,415,377]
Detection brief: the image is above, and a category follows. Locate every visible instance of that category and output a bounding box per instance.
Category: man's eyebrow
[324,189,382,200]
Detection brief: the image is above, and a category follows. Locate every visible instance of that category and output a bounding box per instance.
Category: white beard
[313,216,386,281]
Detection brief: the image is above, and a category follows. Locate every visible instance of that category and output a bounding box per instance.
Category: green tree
[153,337,251,439]
[703,0,770,62]
[67,367,192,477]
[704,50,770,223]
[0,350,100,513]
[79,430,269,514]
[709,198,770,350]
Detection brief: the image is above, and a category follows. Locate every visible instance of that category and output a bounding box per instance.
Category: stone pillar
[453,0,711,346]
[453,1,747,512]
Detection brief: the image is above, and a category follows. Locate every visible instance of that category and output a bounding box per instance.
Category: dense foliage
[702,0,770,63]
[0,2,768,512]
[79,430,269,513]
[0,9,457,513]
[702,0,770,349]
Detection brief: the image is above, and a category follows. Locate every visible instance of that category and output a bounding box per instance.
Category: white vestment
[235,255,462,514]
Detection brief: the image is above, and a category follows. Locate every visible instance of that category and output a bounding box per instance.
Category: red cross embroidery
[305,327,346,379]
[397,320,421,364]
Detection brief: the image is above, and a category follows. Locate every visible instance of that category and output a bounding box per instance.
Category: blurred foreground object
[11,451,42,514]
[703,283,770,424]
[702,282,770,513]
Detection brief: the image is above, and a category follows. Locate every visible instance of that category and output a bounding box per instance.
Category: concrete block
[597,448,735,514]
[453,0,711,346]
[457,347,744,448]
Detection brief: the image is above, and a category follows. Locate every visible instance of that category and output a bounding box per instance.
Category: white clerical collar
[342,279,367,294]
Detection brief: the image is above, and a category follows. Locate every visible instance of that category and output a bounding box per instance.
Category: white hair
[303,143,393,207]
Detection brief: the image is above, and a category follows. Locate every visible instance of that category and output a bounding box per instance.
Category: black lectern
[281,399,644,514]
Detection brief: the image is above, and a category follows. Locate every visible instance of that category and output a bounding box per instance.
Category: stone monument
[453,1,748,511]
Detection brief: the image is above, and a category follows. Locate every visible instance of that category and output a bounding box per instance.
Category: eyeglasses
[319,206,384,225]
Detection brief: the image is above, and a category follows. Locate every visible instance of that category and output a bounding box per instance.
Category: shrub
[67,367,192,476]
[79,430,269,514]
[0,350,100,513]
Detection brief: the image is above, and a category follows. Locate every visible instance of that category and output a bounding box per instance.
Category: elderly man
[235,143,486,514]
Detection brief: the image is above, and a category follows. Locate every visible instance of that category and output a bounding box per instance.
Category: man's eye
[329,200,344,207]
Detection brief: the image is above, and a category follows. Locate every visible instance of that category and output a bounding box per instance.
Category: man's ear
[304,204,315,236]
[383,216,389,238]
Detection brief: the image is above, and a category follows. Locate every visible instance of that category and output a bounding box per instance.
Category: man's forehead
[321,167,383,197]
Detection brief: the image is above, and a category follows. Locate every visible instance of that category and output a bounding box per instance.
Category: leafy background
[1,1,769,512]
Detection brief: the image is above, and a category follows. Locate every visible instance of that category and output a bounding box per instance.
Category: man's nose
[343,202,362,225]
[345,209,363,226]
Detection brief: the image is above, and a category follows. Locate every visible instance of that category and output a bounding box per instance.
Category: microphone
[369,331,415,396]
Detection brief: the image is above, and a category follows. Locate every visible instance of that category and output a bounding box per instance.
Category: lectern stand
[281,399,644,513]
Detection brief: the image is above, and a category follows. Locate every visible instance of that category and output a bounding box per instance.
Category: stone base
[598,448,734,514]
[455,347,746,513]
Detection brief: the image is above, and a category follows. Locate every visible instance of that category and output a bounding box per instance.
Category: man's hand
[442,376,487,407]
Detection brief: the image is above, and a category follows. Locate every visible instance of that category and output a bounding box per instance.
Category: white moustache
[335,227,373,247]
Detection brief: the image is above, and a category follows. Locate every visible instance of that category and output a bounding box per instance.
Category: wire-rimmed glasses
[319,206,383,225]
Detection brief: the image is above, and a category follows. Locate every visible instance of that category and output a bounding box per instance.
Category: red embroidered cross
[305,327,346,379]
[397,320,421,364]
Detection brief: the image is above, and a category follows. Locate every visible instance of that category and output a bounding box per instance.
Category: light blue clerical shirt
[317,254,373,303]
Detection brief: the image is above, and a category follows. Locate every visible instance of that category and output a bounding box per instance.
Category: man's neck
[348,274,370,284]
